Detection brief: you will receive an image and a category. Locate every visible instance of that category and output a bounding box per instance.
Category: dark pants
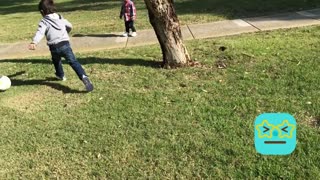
[49,42,86,80]
[125,20,136,33]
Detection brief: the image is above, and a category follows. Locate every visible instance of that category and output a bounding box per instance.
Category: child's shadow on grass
[8,71,86,94]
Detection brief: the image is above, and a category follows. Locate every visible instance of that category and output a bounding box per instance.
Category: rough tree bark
[144,0,191,68]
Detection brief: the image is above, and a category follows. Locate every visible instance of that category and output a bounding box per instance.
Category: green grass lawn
[0,26,319,178]
[1,0,320,43]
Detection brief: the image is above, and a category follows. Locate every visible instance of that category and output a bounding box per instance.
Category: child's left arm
[130,2,136,20]
[29,20,47,50]
[130,4,134,19]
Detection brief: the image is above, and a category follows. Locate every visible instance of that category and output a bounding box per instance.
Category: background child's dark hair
[38,0,56,15]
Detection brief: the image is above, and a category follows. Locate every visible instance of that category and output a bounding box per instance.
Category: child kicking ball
[29,0,93,92]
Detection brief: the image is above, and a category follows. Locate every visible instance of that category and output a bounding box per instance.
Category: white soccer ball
[0,76,11,91]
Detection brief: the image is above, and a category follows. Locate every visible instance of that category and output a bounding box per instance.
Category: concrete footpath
[1,8,320,60]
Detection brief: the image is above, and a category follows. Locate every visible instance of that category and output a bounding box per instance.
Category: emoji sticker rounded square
[254,113,296,155]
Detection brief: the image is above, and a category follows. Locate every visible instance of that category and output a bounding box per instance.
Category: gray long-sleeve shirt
[32,13,72,46]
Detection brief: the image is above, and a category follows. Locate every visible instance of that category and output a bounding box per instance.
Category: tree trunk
[144,0,191,68]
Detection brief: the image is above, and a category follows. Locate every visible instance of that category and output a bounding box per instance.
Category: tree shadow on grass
[1,0,320,17]
[0,57,162,68]
[73,33,122,38]
[2,57,162,92]
[7,71,86,94]
[174,0,320,19]
[0,0,120,15]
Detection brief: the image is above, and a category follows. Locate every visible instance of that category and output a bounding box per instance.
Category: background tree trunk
[144,0,191,68]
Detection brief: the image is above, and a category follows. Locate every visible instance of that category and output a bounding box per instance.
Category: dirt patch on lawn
[1,88,50,113]
[1,86,84,114]
[309,116,320,128]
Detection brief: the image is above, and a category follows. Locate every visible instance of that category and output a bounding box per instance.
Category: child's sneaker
[82,75,94,92]
[122,32,128,37]
[56,75,67,81]
[130,32,137,37]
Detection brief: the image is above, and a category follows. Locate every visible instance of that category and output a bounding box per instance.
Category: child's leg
[125,21,130,33]
[129,20,136,32]
[61,43,93,91]
[51,51,64,78]
[61,45,86,80]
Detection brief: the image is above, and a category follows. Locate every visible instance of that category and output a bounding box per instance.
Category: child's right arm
[63,19,73,33]
[59,15,73,33]
[119,3,125,19]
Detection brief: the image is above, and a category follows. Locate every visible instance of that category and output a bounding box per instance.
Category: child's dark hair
[38,0,56,15]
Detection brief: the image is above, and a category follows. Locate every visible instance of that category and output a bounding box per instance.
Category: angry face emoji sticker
[255,113,297,155]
